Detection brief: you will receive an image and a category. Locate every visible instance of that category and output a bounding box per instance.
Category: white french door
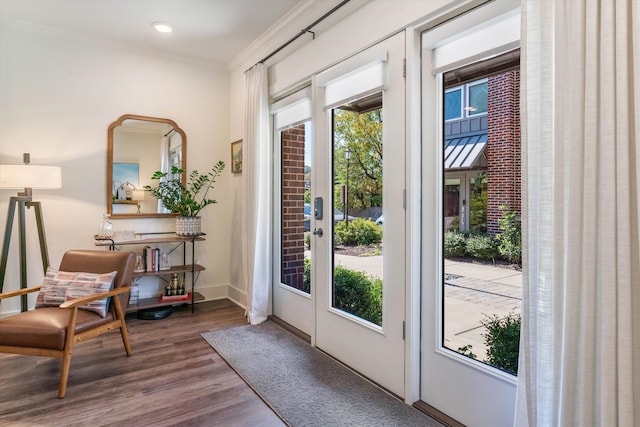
[313,32,406,397]
[272,88,314,337]
[420,2,520,426]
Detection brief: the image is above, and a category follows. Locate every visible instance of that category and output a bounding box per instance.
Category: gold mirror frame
[107,114,187,218]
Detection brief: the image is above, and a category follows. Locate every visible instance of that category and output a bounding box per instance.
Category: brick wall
[280,124,307,290]
[487,69,521,234]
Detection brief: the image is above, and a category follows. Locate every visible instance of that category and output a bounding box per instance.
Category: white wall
[0,20,231,315]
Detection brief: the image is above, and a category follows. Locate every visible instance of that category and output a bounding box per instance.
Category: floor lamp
[0,153,62,312]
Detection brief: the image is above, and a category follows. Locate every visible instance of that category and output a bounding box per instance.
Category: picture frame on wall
[112,162,139,199]
[231,140,243,173]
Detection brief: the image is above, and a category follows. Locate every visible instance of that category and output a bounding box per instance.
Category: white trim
[423,3,520,75]
[272,87,313,131]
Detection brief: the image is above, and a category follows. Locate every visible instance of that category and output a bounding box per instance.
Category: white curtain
[242,63,271,324]
[517,1,640,426]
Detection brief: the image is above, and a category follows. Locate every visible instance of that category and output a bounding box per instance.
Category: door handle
[312,228,323,237]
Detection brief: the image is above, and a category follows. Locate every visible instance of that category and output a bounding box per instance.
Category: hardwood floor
[0,300,286,427]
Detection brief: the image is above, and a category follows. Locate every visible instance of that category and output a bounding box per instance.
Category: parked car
[334,209,356,223]
[375,214,384,225]
[304,203,356,231]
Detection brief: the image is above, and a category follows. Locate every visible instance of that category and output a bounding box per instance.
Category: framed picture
[231,140,243,173]
[112,163,139,199]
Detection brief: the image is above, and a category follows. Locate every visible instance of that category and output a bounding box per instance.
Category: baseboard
[413,400,465,427]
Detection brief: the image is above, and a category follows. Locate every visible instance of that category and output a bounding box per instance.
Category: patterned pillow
[35,268,118,317]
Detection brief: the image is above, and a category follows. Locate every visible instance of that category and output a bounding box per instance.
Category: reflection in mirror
[107,114,186,218]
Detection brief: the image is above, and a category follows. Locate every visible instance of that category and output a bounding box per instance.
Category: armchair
[0,250,136,398]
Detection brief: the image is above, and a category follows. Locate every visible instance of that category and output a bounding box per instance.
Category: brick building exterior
[280,124,307,291]
[486,69,521,234]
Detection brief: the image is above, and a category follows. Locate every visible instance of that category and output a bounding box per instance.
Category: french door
[272,89,314,337]
[420,2,520,426]
[313,32,406,397]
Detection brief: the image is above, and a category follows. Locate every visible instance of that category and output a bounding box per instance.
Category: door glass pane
[331,93,384,326]
[442,57,522,375]
[280,122,311,293]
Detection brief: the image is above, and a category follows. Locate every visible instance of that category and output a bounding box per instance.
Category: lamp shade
[0,164,62,189]
[132,190,145,201]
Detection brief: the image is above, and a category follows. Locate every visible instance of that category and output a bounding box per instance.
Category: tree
[333,107,383,211]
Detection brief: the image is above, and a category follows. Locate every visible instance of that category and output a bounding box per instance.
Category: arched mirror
[107,114,186,218]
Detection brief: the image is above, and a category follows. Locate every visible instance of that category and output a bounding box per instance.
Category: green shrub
[444,231,467,258]
[465,234,498,261]
[495,205,521,264]
[482,312,521,375]
[302,257,311,293]
[334,265,382,326]
[469,172,488,233]
[335,218,382,246]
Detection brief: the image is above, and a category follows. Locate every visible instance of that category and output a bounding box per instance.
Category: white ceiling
[0,0,306,67]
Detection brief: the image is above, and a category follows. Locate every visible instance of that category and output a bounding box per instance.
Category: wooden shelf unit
[95,233,205,313]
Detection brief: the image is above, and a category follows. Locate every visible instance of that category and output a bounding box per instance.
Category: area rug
[201,321,441,427]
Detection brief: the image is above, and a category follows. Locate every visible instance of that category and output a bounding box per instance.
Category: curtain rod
[250,0,352,70]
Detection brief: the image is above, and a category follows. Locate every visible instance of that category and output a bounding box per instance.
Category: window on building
[445,79,488,121]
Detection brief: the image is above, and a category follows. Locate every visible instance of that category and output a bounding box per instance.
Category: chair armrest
[59,285,131,309]
[0,286,42,300]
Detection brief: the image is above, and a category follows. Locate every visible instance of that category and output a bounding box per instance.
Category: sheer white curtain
[517,1,640,425]
[242,63,271,324]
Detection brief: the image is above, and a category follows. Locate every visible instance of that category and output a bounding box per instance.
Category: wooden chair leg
[113,298,132,356]
[58,307,79,398]
[58,348,73,398]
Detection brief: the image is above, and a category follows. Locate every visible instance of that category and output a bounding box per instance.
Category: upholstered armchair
[0,250,136,398]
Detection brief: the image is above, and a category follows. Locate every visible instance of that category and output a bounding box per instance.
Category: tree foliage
[333,108,383,211]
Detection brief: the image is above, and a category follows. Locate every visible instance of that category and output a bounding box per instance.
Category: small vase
[176,216,201,236]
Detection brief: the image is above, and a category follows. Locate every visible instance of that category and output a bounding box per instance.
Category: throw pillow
[36,268,118,317]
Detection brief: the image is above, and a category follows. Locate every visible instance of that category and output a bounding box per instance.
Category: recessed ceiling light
[152,22,173,33]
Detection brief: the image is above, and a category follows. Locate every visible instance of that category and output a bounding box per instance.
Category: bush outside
[303,260,382,326]
[458,312,521,375]
[444,231,467,257]
[335,218,382,246]
[334,265,382,325]
[445,206,521,265]
[482,313,520,375]
[465,234,499,261]
[495,205,521,264]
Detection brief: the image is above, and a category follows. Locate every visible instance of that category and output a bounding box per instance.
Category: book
[159,292,191,302]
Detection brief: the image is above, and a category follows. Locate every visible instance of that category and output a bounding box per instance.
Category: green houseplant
[144,161,225,235]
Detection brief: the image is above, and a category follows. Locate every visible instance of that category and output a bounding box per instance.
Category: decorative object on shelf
[132,190,145,214]
[159,253,170,270]
[144,161,225,236]
[97,213,114,238]
[0,153,62,311]
[134,255,145,273]
[231,140,242,173]
[129,279,140,305]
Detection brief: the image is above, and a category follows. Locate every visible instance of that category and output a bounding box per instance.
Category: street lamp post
[345,147,351,227]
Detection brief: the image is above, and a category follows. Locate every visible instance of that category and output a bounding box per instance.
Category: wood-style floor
[0,299,286,427]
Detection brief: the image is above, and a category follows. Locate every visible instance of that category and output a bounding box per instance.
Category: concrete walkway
[329,254,522,362]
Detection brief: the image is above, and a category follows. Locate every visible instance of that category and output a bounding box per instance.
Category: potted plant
[144,161,225,236]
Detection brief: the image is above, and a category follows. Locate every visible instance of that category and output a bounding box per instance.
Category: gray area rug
[202,321,441,427]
